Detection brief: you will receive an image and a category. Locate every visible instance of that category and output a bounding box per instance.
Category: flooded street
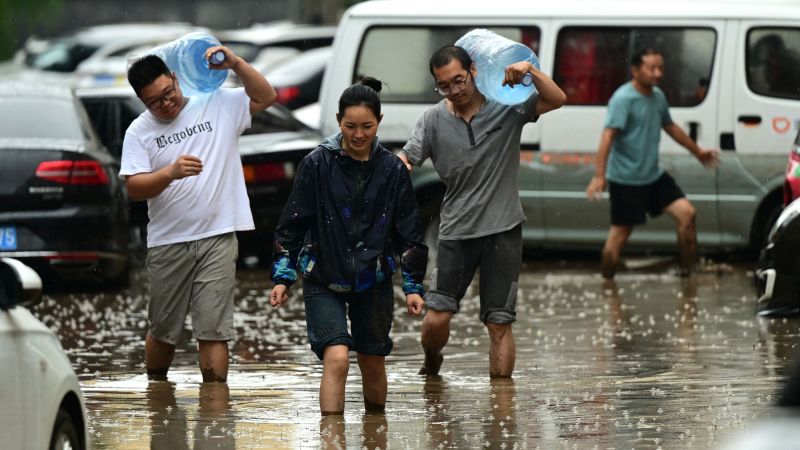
[31,257,800,449]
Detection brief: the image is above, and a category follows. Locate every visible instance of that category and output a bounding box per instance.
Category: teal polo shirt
[605,82,672,186]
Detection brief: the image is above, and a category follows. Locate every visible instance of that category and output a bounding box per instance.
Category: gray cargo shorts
[146,233,238,345]
[426,224,521,324]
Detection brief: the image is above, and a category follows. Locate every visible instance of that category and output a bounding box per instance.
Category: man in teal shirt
[586,48,719,279]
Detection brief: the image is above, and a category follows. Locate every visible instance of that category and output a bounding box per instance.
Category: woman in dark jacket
[269,77,427,415]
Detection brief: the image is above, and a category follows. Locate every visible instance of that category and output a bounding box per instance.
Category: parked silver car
[16,22,209,88]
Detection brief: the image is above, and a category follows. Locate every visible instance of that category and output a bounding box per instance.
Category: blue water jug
[148,32,228,96]
[455,29,540,106]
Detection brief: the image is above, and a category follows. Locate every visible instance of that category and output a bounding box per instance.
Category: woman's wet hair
[338,76,383,119]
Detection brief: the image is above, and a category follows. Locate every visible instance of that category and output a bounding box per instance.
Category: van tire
[50,408,82,450]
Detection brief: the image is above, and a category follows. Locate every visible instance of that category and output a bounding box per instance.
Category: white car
[15,22,209,88]
[218,21,335,80]
[0,258,89,450]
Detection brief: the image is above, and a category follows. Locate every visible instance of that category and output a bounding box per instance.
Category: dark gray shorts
[146,233,238,345]
[302,279,394,360]
[427,224,521,324]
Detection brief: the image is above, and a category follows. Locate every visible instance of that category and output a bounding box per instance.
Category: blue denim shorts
[302,279,395,360]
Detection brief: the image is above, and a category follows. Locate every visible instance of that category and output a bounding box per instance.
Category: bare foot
[418,352,444,376]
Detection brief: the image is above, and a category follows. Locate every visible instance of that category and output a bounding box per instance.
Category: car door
[0,309,26,448]
[733,24,800,158]
[540,22,721,249]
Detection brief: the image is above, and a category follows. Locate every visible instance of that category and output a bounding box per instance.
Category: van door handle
[738,115,762,125]
[688,121,699,142]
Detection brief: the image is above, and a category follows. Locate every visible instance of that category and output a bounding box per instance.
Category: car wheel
[50,408,82,450]
[754,196,784,252]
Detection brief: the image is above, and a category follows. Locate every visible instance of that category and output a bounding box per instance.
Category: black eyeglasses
[144,80,178,111]
[434,71,471,96]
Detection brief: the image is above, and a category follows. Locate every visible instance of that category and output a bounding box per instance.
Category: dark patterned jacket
[271,133,427,295]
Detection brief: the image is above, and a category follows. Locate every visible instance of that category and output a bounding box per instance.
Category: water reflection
[196,383,235,449]
[602,279,634,352]
[361,411,389,450]
[318,411,388,450]
[757,315,800,378]
[147,382,188,450]
[422,378,470,448]
[146,382,235,450]
[483,378,517,450]
[39,263,800,448]
[318,415,345,450]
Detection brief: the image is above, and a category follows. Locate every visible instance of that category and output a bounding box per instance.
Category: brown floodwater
[32,257,800,449]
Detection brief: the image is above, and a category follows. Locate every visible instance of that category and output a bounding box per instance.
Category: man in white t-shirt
[121,48,276,382]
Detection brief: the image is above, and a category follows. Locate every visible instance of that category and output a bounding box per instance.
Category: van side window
[747,28,800,100]
[553,27,716,107]
[355,26,540,103]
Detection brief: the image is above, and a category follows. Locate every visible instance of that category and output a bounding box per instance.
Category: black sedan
[266,46,331,110]
[755,128,800,316]
[0,82,129,287]
[237,109,321,263]
[77,86,149,242]
[755,197,800,316]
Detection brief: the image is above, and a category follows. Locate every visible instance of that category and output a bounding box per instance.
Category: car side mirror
[0,258,43,309]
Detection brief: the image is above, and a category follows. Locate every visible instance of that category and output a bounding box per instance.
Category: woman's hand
[270,284,289,308]
[406,293,425,316]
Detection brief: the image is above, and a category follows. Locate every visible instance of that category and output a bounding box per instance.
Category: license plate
[0,226,17,250]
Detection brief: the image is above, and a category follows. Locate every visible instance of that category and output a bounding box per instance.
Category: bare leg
[486,323,516,378]
[320,345,350,414]
[664,198,697,275]
[601,225,633,279]
[146,333,175,380]
[419,309,453,376]
[357,353,387,411]
[198,340,229,382]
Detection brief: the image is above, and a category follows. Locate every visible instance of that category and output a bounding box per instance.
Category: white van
[318,0,800,253]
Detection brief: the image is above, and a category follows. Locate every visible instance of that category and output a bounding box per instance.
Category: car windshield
[266,47,331,84]
[243,105,309,135]
[25,39,99,72]
[0,99,83,140]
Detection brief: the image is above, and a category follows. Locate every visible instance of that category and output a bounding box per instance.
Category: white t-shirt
[120,88,255,247]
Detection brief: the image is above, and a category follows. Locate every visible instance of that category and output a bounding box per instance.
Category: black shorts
[426,224,522,324]
[608,172,685,226]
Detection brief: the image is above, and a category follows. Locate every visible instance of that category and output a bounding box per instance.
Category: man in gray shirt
[399,45,566,377]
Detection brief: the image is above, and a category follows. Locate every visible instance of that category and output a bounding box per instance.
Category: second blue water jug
[455,29,540,106]
[148,32,228,96]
